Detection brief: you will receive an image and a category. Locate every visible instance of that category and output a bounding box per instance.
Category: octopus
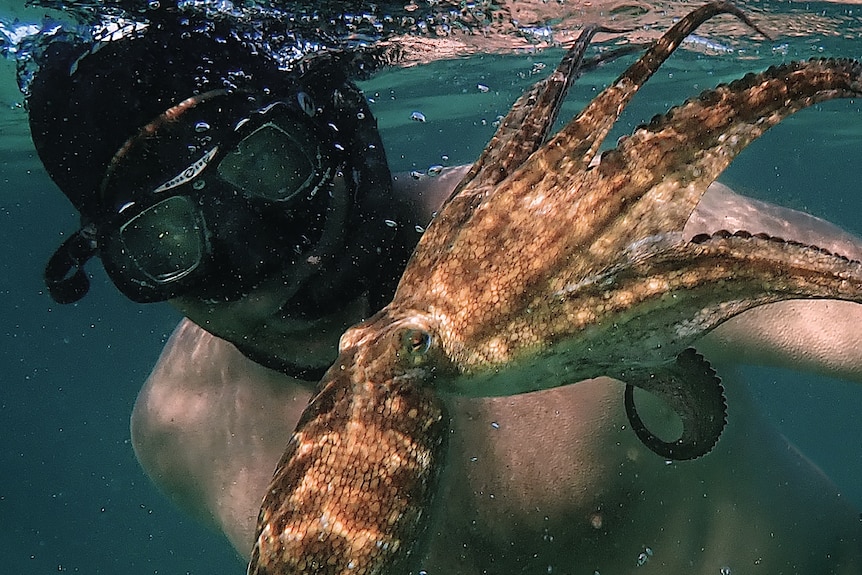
[246,2,862,574]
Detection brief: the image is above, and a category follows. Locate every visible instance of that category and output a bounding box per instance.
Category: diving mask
[46,90,345,303]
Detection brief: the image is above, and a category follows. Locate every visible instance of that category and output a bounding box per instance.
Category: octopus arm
[454,23,620,195]
[541,1,769,177]
[583,58,862,262]
[424,24,619,276]
[407,1,767,290]
[562,231,862,459]
[622,348,726,460]
[593,230,862,339]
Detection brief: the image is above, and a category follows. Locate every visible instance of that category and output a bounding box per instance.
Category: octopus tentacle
[584,58,862,262]
[454,24,629,196]
[623,225,862,459]
[623,348,726,460]
[582,229,862,353]
[404,0,768,293]
[543,0,770,175]
[427,58,862,340]
[433,25,617,249]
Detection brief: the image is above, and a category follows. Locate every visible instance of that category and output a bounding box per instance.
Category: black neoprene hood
[28,14,411,311]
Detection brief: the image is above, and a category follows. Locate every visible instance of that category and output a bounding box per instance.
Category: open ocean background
[1,1,861,573]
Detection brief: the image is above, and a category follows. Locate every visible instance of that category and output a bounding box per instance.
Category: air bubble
[297,92,315,116]
[194,121,210,133]
[636,547,653,567]
[410,110,427,122]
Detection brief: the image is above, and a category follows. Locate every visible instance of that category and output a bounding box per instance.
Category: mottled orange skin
[249,312,450,575]
[248,3,862,574]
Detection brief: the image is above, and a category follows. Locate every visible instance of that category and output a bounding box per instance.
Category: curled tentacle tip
[623,349,727,461]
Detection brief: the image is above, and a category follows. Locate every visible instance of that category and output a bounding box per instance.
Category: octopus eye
[403,329,432,357]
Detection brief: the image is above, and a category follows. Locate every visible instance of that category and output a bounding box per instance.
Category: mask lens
[217,121,318,201]
[119,195,204,283]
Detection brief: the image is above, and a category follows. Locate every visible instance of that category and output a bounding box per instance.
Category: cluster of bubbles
[2,0,512,96]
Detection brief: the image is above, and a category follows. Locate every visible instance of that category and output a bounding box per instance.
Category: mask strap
[45,224,98,304]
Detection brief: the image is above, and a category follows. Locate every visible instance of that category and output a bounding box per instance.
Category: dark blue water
[1,1,861,573]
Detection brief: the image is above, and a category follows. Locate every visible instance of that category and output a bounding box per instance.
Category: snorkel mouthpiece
[44,224,98,304]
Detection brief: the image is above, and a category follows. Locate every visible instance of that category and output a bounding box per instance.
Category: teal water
[1,1,861,573]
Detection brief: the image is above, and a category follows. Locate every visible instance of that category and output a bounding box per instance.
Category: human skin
[132,173,862,573]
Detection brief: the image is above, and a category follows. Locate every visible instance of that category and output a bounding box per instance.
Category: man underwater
[25,4,862,573]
